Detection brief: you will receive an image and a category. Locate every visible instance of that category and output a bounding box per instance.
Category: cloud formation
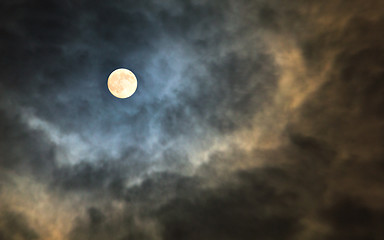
[0,0,383,239]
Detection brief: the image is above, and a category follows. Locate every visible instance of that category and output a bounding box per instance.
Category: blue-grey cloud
[0,0,383,239]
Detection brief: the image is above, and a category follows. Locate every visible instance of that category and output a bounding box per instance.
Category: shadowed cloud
[0,0,383,239]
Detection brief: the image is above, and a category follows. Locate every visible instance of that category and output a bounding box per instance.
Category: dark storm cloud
[289,0,384,205]
[68,133,334,240]
[69,207,158,240]
[0,209,39,240]
[156,171,301,240]
[320,197,384,239]
[0,107,56,175]
[1,0,384,240]
[61,129,332,238]
[50,148,150,194]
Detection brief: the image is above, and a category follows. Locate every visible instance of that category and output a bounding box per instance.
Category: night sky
[1,0,384,239]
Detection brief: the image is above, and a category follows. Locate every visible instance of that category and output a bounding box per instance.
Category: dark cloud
[69,210,156,240]
[0,107,56,175]
[50,147,150,193]
[156,168,303,240]
[0,0,383,239]
[66,134,335,239]
[320,197,384,240]
[0,210,39,240]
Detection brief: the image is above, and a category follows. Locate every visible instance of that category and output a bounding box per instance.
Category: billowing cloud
[0,0,383,239]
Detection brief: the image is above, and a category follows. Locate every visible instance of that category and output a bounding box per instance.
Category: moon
[107,68,138,98]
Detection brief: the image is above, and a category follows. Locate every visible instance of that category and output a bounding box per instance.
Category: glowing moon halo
[107,68,137,98]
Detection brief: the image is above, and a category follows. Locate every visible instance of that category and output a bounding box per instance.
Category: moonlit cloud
[0,0,383,239]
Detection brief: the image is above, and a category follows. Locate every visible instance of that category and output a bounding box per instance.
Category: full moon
[107,68,138,98]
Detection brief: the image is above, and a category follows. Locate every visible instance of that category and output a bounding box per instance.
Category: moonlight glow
[107,68,137,98]
[1,1,382,239]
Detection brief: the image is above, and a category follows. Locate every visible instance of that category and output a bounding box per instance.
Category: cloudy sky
[1,0,383,239]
